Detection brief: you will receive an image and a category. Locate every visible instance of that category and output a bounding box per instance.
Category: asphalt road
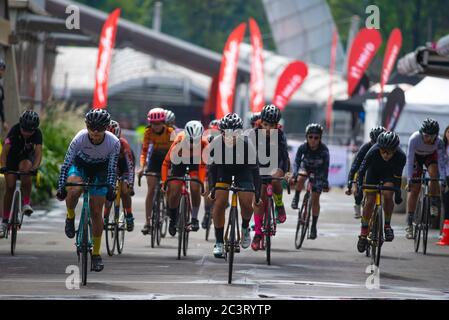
[1,187,448,300]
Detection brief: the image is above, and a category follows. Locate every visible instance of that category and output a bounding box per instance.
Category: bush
[31,103,86,205]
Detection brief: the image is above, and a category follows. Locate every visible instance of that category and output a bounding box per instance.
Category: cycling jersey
[58,129,120,190]
[347,141,374,183]
[407,131,446,179]
[292,142,330,184]
[208,135,261,195]
[4,123,43,170]
[118,137,135,186]
[250,125,289,173]
[357,144,406,190]
[140,125,175,167]
[161,131,208,183]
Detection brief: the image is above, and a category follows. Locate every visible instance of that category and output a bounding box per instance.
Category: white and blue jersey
[58,129,120,193]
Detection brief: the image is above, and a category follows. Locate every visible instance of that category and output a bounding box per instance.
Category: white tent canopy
[364,76,449,146]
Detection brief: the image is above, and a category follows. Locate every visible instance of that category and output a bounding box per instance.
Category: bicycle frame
[8,179,23,229]
[77,189,93,259]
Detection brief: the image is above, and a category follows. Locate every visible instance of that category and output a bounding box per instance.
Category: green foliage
[75,0,275,52]
[31,104,85,205]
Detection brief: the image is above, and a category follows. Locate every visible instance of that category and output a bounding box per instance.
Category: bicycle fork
[224,193,241,253]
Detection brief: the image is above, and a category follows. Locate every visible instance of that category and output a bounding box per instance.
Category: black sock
[168,208,177,221]
[2,219,7,224]
[312,216,319,228]
[242,218,250,229]
[215,227,224,243]
[294,191,300,199]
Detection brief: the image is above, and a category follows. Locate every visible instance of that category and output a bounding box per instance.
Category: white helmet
[165,109,176,125]
[185,120,204,139]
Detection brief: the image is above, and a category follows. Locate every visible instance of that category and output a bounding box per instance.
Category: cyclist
[354,131,405,252]
[250,104,289,251]
[161,121,208,235]
[138,108,175,235]
[165,109,181,133]
[207,113,262,258]
[289,123,329,240]
[405,118,447,239]
[346,126,386,218]
[0,110,42,238]
[250,112,261,128]
[103,120,135,232]
[56,108,120,272]
[201,119,221,230]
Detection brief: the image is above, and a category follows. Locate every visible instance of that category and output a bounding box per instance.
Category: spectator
[442,125,449,227]
[0,58,9,134]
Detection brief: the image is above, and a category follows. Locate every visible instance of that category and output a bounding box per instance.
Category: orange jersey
[140,125,175,167]
[161,131,208,183]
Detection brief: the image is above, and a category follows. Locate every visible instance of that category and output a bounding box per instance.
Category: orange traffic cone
[436,219,449,246]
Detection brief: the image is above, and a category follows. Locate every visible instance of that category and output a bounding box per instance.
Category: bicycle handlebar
[65,182,110,188]
[362,184,401,192]
[261,176,291,194]
[164,176,205,194]
[2,170,37,176]
[138,171,160,187]
[410,177,446,183]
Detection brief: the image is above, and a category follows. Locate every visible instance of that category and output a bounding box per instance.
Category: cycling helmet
[377,131,400,150]
[0,59,5,70]
[305,123,324,136]
[369,126,386,143]
[250,112,261,125]
[107,120,121,138]
[208,119,220,130]
[185,120,204,139]
[165,109,176,125]
[260,104,281,124]
[419,118,439,135]
[19,110,40,131]
[147,107,166,123]
[85,108,111,131]
[220,113,243,130]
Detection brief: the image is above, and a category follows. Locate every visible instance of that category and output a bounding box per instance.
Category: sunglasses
[307,135,321,140]
[380,148,395,156]
[87,125,107,132]
[423,133,436,140]
[20,127,35,133]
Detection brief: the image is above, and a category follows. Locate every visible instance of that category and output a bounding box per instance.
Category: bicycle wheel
[151,192,160,249]
[80,209,89,286]
[374,206,383,268]
[160,197,168,238]
[228,207,237,284]
[10,195,20,256]
[423,196,430,255]
[414,197,423,253]
[177,202,185,260]
[105,209,116,257]
[265,197,274,265]
[294,193,309,249]
[156,192,163,246]
[369,210,378,269]
[183,196,190,257]
[116,207,126,254]
[205,204,214,241]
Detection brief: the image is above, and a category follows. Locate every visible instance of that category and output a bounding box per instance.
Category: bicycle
[261,176,290,265]
[104,179,127,256]
[164,170,204,260]
[139,172,168,248]
[294,173,315,250]
[2,170,37,256]
[65,181,109,286]
[213,180,255,284]
[362,183,400,270]
[410,169,445,255]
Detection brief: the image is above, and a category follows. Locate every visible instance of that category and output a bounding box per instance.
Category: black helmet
[220,113,243,130]
[260,104,281,124]
[305,123,324,136]
[85,108,111,131]
[370,126,386,143]
[419,118,439,135]
[208,119,220,129]
[377,131,400,150]
[0,59,5,70]
[250,112,261,124]
[19,110,40,131]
